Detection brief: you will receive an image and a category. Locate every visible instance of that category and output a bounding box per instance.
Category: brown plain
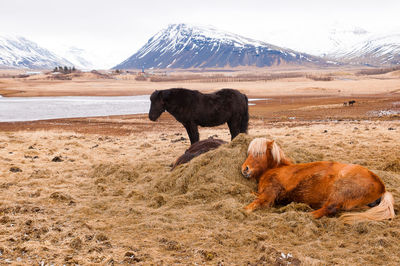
[0,68,400,265]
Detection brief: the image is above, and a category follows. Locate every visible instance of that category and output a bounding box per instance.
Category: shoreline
[1,72,399,133]
[1,92,399,136]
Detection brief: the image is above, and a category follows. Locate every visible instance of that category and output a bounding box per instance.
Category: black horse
[149,88,248,144]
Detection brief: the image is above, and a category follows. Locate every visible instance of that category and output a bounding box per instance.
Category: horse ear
[267,140,274,149]
[268,140,280,164]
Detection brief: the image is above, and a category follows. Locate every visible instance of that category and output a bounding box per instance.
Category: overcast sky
[2,0,399,68]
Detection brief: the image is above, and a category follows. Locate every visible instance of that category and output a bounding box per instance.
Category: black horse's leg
[227,119,240,140]
[239,111,249,133]
[183,122,199,144]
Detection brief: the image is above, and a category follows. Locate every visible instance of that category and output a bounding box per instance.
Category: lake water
[248,98,269,106]
[0,95,151,122]
[0,95,268,122]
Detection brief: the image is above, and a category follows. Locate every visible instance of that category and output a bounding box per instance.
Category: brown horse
[241,138,395,224]
[172,138,227,169]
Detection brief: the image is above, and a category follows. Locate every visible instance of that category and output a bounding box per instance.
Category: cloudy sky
[2,0,399,68]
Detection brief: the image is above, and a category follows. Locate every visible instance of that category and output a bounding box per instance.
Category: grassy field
[0,68,400,264]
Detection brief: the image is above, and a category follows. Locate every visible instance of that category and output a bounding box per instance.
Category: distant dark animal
[172,138,227,169]
[241,138,395,224]
[343,100,356,107]
[149,88,248,144]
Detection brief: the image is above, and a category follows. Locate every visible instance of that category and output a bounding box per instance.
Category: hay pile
[1,125,399,265]
[153,134,254,212]
[89,133,400,265]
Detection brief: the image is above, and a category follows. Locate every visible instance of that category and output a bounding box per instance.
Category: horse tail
[240,94,249,133]
[339,192,395,224]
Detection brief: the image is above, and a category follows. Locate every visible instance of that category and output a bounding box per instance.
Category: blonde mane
[247,138,267,157]
[248,138,288,165]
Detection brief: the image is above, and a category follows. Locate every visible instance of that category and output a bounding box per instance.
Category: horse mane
[248,138,291,166]
[247,138,267,157]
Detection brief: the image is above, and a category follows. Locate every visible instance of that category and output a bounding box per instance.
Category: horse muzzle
[148,113,158,121]
[242,166,251,179]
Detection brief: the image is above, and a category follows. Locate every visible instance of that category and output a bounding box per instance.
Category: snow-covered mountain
[319,26,370,57]
[53,46,94,70]
[325,32,400,66]
[114,24,330,69]
[261,25,371,58]
[0,35,73,69]
[262,24,400,66]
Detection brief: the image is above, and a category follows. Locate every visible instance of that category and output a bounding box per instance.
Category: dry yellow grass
[1,120,399,265]
[1,69,400,264]
[1,68,400,97]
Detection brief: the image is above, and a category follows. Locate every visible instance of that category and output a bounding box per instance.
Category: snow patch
[368,110,400,117]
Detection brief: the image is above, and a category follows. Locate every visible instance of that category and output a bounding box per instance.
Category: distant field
[1,66,400,98]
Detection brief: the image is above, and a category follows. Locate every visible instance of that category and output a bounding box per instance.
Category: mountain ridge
[113,24,331,69]
[325,32,400,66]
[0,35,73,69]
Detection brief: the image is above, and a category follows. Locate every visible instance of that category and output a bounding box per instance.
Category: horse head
[149,90,167,121]
[242,138,291,180]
